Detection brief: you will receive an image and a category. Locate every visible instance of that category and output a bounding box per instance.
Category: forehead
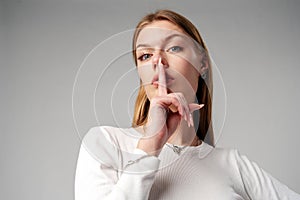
[136,20,189,46]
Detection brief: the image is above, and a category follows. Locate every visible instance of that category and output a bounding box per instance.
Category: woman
[75,9,300,199]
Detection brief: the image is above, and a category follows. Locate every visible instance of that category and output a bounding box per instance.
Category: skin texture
[135,20,205,156]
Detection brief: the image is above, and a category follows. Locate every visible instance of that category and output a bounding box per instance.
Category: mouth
[151,73,175,88]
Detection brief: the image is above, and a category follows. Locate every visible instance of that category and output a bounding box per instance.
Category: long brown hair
[131,9,214,146]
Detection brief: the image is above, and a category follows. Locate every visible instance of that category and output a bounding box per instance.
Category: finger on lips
[156,57,205,127]
[158,57,167,96]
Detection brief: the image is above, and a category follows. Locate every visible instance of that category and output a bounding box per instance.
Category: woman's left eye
[168,46,183,53]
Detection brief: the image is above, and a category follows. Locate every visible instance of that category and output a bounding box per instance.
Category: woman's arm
[233,149,300,199]
[74,127,160,200]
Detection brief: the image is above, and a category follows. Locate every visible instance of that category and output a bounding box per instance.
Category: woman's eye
[138,54,152,61]
[168,46,183,53]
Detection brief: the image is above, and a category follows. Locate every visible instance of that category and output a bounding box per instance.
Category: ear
[199,53,209,79]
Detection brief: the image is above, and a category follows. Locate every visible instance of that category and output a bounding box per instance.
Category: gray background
[1,0,300,199]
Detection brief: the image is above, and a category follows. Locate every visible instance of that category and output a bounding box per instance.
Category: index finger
[158,58,167,96]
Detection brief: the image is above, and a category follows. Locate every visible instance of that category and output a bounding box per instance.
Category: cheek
[137,65,155,99]
[173,60,199,90]
[137,64,152,83]
[181,43,204,71]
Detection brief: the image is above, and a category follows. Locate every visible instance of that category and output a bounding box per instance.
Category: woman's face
[135,20,205,103]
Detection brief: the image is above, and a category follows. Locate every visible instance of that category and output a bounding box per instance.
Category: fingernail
[189,103,205,113]
[193,104,204,110]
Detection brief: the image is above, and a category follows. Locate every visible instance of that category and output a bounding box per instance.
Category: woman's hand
[137,58,204,156]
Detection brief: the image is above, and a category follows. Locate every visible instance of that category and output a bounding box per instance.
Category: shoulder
[83,125,141,144]
[83,125,127,138]
[80,126,142,163]
[204,146,239,167]
[208,147,252,170]
[207,147,265,184]
[200,146,249,181]
[209,147,261,172]
[196,143,242,171]
[202,147,249,192]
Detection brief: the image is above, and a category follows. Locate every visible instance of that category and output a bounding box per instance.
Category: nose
[152,51,168,70]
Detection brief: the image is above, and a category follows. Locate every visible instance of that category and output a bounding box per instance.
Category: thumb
[189,104,204,113]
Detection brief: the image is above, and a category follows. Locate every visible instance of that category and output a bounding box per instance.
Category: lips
[151,73,175,87]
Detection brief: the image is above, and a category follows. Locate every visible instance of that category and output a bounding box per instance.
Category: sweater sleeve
[74,127,160,200]
[233,149,300,200]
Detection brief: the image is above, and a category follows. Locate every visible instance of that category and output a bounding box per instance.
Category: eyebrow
[136,34,186,49]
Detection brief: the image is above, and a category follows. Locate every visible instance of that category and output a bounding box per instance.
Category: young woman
[75,9,300,199]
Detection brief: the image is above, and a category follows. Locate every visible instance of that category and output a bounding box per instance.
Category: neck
[167,119,200,146]
[134,117,201,147]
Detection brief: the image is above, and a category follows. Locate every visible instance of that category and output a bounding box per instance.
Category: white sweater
[75,126,300,200]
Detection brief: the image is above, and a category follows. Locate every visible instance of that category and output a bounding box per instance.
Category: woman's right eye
[138,54,152,61]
